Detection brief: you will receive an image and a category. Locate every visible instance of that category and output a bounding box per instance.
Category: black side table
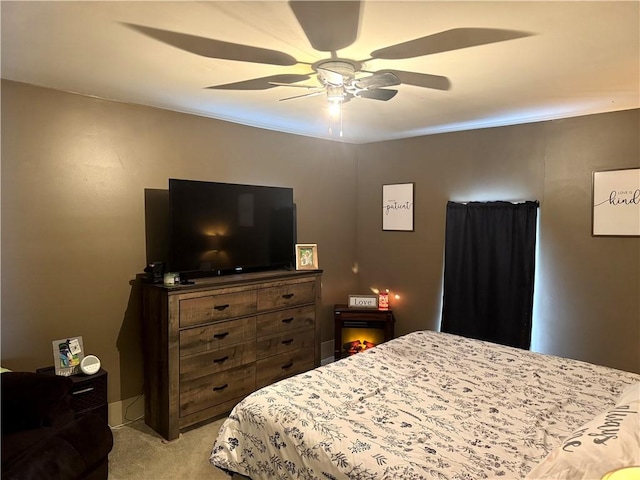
[36,366,108,423]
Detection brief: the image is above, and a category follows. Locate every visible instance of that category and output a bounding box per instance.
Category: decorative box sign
[348,295,379,309]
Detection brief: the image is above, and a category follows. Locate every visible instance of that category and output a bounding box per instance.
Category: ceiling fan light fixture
[327,89,344,138]
[328,100,342,118]
[327,85,346,103]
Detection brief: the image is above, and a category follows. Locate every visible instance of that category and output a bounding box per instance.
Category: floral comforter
[210,330,639,479]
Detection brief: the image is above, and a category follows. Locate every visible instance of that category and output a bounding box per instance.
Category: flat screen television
[168,179,295,278]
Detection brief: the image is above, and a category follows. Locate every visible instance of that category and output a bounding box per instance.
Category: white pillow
[526,383,640,480]
[617,382,640,406]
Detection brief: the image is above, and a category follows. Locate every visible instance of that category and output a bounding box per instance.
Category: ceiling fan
[125,1,531,107]
[270,60,401,104]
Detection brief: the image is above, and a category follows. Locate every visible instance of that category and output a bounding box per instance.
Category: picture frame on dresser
[295,244,319,270]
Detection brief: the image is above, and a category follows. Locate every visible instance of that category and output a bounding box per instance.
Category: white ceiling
[2,1,638,144]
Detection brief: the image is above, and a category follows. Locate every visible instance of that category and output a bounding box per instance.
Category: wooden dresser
[142,269,322,440]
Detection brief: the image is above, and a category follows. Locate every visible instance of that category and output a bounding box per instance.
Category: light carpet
[108,417,246,480]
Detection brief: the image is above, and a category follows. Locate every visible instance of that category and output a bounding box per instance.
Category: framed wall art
[295,243,319,270]
[592,168,640,237]
[382,183,414,231]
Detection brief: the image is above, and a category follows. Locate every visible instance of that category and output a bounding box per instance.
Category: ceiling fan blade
[279,90,326,101]
[379,69,451,91]
[371,28,533,60]
[354,72,401,90]
[206,74,311,91]
[357,89,398,101]
[289,1,361,52]
[124,23,297,66]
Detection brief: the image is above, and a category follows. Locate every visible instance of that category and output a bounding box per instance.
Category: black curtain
[441,201,539,349]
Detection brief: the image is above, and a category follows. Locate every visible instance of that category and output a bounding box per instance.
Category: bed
[210,330,640,479]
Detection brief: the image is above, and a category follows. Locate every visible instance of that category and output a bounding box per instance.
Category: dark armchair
[1,371,114,480]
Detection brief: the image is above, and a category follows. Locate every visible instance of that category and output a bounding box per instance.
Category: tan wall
[2,80,638,413]
[1,80,359,403]
[355,110,639,374]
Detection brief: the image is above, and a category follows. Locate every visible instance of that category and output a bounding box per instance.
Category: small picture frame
[52,336,84,376]
[295,244,319,270]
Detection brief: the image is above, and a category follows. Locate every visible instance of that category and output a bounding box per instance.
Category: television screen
[169,179,295,277]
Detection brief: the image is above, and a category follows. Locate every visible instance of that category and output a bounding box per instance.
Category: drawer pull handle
[214,304,230,311]
[213,332,229,340]
[212,384,228,391]
[281,361,294,370]
[282,293,294,299]
[281,317,294,324]
[282,339,294,345]
[213,356,229,364]
[72,387,94,395]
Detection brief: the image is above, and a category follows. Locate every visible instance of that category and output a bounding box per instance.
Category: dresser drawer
[180,364,255,417]
[256,304,315,337]
[179,317,256,357]
[257,282,315,311]
[256,329,315,360]
[179,290,257,328]
[180,342,256,382]
[255,349,314,389]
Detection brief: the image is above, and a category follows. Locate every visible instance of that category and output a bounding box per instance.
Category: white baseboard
[321,340,335,365]
[108,393,145,427]
[321,340,333,359]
